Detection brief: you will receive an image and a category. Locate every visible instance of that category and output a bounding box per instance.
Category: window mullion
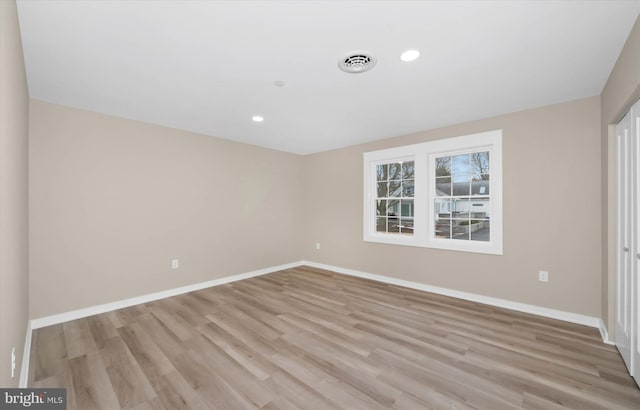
[413,153,429,243]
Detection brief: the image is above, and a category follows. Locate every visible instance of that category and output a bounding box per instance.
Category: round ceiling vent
[338,51,377,74]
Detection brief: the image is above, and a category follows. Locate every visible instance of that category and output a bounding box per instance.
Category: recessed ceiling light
[252,115,264,122]
[400,49,420,62]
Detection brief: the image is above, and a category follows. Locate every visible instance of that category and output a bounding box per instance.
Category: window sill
[363,235,503,255]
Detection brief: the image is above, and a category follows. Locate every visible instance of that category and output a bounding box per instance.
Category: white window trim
[363,130,503,255]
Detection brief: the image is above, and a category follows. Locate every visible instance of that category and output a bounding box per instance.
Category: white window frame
[363,130,503,255]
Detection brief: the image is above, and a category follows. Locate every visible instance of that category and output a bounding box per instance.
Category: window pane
[376,199,387,216]
[470,199,490,219]
[377,164,388,181]
[387,218,400,233]
[389,163,401,180]
[471,151,490,178]
[472,180,489,196]
[452,180,470,196]
[376,217,387,233]
[400,218,414,234]
[402,161,415,179]
[452,173,470,183]
[435,198,451,238]
[452,154,470,176]
[388,181,401,197]
[377,182,388,197]
[436,157,451,177]
[435,177,451,196]
[388,200,400,217]
[403,180,415,197]
[451,198,470,218]
[470,220,490,242]
[435,217,450,238]
[401,199,414,217]
[452,219,470,240]
[435,198,451,215]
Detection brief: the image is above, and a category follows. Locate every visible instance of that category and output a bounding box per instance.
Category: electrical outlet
[11,347,16,378]
[171,259,179,269]
[539,270,549,282]
[316,242,320,250]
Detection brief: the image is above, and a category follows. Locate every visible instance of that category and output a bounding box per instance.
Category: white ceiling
[16,1,640,154]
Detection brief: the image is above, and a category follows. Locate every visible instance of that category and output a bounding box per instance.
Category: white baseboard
[30,261,304,330]
[598,319,616,345]
[301,261,607,334]
[18,320,32,388]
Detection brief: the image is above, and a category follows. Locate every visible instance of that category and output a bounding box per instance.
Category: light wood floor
[29,266,640,409]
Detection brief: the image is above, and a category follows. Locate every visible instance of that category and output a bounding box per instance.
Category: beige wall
[29,97,604,321]
[28,95,603,324]
[304,96,602,317]
[0,0,30,387]
[601,16,640,338]
[29,100,304,318]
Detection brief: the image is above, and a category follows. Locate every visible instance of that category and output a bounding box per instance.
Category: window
[363,130,502,255]
[375,161,415,235]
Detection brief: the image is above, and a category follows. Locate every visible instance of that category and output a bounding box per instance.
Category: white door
[632,103,640,380]
[616,99,640,384]
[616,110,633,372]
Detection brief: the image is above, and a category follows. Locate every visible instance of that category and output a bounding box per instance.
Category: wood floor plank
[135,313,186,361]
[69,352,121,410]
[273,335,402,407]
[87,314,120,349]
[31,324,68,383]
[32,361,77,410]
[278,312,372,356]
[144,370,208,410]
[63,318,99,359]
[263,371,338,410]
[199,344,274,408]
[29,266,640,409]
[196,320,279,380]
[99,336,158,409]
[117,323,175,380]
